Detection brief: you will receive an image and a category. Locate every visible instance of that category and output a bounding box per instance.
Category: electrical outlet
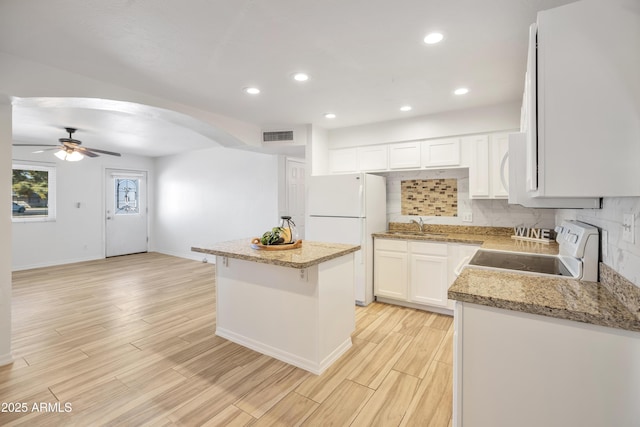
[462,212,473,222]
[623,213,635,244]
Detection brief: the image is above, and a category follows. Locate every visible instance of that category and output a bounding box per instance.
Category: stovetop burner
[468,250,573,277]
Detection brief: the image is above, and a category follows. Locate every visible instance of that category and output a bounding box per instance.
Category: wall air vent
[262,130,294,143]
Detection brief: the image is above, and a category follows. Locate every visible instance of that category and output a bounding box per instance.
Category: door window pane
[115,178,139,215]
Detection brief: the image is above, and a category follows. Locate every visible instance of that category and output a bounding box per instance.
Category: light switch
[623,213,635,244]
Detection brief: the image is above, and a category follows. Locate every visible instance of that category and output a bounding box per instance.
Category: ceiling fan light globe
[67,151,84,161]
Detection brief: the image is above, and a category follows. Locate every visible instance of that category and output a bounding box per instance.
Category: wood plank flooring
[1,253,453,426]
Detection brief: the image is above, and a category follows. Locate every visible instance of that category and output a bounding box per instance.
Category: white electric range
[466,220,599,281]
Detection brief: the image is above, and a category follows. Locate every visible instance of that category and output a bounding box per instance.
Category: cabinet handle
[500,151,509,193]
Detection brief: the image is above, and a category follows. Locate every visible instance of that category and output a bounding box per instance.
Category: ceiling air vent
[262,130,294,143]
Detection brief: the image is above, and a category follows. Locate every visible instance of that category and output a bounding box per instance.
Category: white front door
[285,158,306,238]
[105,169,148,257]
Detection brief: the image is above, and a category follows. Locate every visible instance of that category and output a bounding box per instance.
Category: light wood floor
[1,253,453,426]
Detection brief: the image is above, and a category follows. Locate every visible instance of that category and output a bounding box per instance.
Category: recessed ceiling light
[400,105,412,112]
[292,72,309,82]
[243,87,260,95]
[454,87,469,95]
[324,113,336,119]
[424,32,444,44]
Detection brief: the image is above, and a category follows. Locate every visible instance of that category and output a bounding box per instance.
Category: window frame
[11,162,57,223]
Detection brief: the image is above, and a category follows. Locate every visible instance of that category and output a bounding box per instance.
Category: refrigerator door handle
[359,183,364,217]
[360,218,366,264]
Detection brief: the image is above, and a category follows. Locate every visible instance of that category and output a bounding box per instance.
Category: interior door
[285,158,306,238]
[105,169,148,257]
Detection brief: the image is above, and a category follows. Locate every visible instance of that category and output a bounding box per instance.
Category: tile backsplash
[401,178,457,216]
[384,169,555,228]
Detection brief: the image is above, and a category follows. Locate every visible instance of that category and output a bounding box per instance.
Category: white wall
[153,147,279,261]
[11,147,155,270]
[557,197,640,286]
[309,125,329,175]
[327,102,520,148]
[1,98,13,365]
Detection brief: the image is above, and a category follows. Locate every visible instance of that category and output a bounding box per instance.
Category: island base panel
[215,254,355,375]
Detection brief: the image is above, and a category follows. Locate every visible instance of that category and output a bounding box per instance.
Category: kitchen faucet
[410,217,424,232]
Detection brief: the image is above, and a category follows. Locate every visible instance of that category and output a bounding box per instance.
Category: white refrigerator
[306,173,387,306]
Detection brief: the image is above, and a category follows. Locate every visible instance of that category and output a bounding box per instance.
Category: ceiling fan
[13,127,122,161]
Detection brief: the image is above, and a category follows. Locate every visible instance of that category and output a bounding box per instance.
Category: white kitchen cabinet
[454,302,640,427]
[373,239,408,300]
[357,145,388,171]
[374,238,479,312]
[329,148,357,174]
[467,135,490,198]
[421,138,460,168]
[389,142,421,169]
[408,241,448,307]
[468,133,509,199]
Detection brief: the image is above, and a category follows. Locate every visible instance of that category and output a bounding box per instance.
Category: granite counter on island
[192,239,361,375]
[192,239,360,269]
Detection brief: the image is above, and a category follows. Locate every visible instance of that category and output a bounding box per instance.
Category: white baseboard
[216,327,350,375]
[0,352,14,367]
[12,255,103,272]
[156,249,216,264]
[376,297,453,316]
[318,338,352,374]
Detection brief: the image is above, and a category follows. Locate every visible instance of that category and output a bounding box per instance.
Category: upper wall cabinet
[421,138,460,168]
[329,148,357,174]
[389,142,421,169]
[468,133,509,199]
[357,145,388,171]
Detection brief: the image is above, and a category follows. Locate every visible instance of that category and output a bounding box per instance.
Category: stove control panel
[556,220,599,259]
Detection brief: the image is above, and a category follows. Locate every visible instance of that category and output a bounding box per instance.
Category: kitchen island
[192,240,360,375]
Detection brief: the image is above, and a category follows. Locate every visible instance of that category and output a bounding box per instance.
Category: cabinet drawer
[375,239,408,252]
[409,241,447,256]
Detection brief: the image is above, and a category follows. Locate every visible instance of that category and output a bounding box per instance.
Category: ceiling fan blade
[12,143,60,147]
[77,146,122,157]
[74,147,99,158]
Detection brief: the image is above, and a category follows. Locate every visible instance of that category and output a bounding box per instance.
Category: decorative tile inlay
[401,179,457,216]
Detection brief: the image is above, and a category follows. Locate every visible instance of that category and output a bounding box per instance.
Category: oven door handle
[454,255,472,277]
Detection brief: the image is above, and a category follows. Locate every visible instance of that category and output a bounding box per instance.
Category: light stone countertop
[372,230,559,255]
[192,239,360,269]
[374,224,640,333]
[448,268,640,332]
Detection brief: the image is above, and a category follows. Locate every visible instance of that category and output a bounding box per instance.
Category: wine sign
[511,227,555,243]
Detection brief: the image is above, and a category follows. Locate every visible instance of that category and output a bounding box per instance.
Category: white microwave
[521,1,640,199]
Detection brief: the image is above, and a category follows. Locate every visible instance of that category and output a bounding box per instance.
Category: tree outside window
[12,163,56,221]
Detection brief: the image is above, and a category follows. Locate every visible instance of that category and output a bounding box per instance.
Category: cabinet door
[409,253,448,307]
[329,148,358,174]
[421,138,461,167]
[389,142,421,169]
[490,133,509,198]
[374,249,408,300]
[357,145,388,171]
[467,135,490,198]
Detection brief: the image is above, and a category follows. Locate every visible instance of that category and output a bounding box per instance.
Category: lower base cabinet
[454,302,640,427]
[374,238,479,311]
